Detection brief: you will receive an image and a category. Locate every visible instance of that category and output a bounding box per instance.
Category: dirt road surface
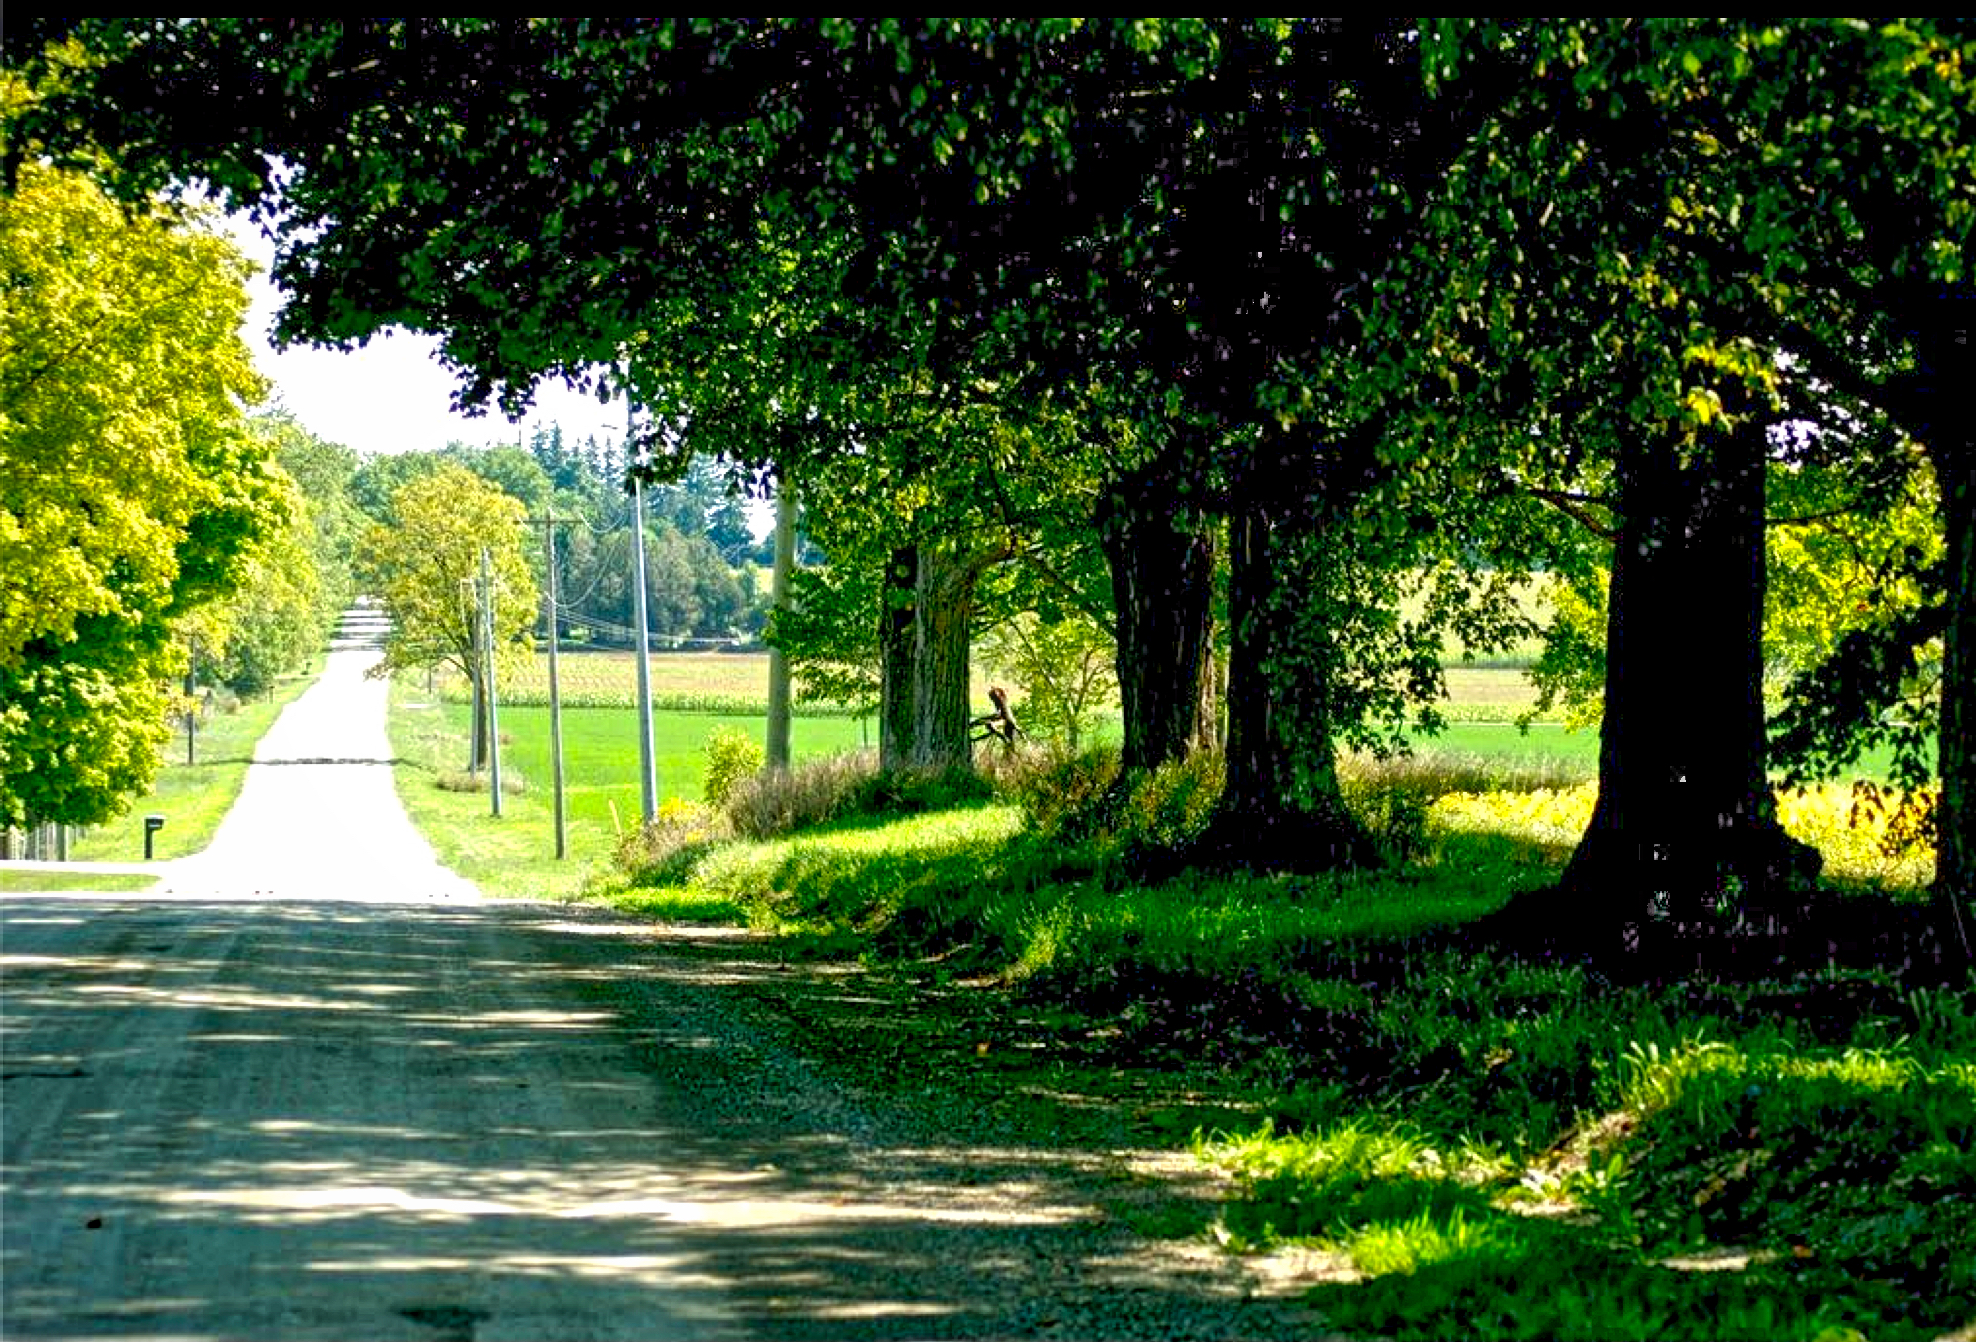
[2,644,1323,1339]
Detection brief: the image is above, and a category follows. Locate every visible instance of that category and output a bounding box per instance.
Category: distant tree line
[348,430,773,648]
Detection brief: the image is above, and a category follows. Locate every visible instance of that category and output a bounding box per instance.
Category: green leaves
[357,463,537,684]
[0,129,276,825]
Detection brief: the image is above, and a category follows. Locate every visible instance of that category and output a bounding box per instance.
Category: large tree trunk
[878,545,918,771]
[911,540,977,771]
[1918,298,1974,962]
[1560,417,1817,951]
[1208,483,1375,870]
[1099,468,1217,772]
[1936,432,1975,960]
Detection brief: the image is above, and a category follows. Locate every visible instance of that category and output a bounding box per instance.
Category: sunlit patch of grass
[1428,779,1935,890]
[0,871,158,893]
[1200,1024,1974,1341]
[1203,1119,1511,1248]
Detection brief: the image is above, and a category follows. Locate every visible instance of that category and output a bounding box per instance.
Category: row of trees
[0,90,340,828]
[8,19,1965,963]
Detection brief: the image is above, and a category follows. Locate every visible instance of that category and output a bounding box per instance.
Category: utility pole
[183,636,198,765]
[628,396,658,823]
[482,546,504,818]
[463,577,483,776]
[766,470,797,771]
[542,506,568,859]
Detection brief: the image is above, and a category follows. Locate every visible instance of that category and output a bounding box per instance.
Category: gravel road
[2,642,1328,1339]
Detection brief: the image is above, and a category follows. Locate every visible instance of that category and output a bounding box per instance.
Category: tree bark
[1099,468,1217,772]
[1918,297,1974,962]
[911,540,977,771]
[1936,432,1974,960]
[1560,417,1818,950]
[1209,484,1375,869]
[878,545,918,771]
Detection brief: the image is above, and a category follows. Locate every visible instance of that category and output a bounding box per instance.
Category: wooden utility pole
[628,399,658,823]
[542,507,568,859]
[184,636,198,765]
[482,546,503,818]
[766,472,797,771]
[464,577,484,776]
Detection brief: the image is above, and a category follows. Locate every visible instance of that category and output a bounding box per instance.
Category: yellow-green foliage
[1430,782,1935,888]
[1431,785,1594,850]
[0,138,282,826]
[357,464,537,685]
[1774,784,1935,890]
[702,725,765,806]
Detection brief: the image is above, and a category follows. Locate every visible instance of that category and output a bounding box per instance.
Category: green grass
[591,747,1970,1342]
[3,665,324,890]
[0,871,158,893]
[386,676,870,900]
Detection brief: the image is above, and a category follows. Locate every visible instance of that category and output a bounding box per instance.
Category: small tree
[980,612,1118,751]
[357,464,536,769]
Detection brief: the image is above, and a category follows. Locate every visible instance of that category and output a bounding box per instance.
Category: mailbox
[143,814,166,860]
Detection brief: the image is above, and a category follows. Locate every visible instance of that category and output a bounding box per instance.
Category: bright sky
[223,214,628,457]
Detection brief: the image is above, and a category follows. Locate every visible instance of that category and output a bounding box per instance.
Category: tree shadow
[0,895,1315,1339]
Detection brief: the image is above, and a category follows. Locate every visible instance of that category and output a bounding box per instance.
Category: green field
[387,679,869,899]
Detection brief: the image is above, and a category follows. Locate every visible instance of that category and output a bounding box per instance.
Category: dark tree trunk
[911,541,976,771]
[1208,484,1375,870]
[1936,432,1975,960]
[1560,417,1817,951]
[1099,468,1217,772]
[1917,298,1975,962]
[878,545,917,771]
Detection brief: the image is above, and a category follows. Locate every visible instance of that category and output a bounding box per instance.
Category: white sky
[222,214,628,457]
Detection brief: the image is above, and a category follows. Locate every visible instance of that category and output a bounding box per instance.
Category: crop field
[445,649,1004,715]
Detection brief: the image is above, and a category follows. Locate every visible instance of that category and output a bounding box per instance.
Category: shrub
[435,768,526,794]
[703,725,765,806]
[724,751,997,840]
[845,762,995,816]
[992,741,1122,835]
[724,750,879,839]
[1113,752,1224,865]
[615,795,730,886]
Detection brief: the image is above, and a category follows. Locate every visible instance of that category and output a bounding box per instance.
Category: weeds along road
[1,639,1319,1340]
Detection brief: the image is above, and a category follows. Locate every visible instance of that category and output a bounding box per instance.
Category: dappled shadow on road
[0,896,1311,1340]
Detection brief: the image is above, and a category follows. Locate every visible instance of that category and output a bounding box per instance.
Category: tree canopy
[10,18,1969,962]
[0,105,280,826]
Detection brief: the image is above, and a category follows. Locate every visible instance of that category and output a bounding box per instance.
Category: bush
[845,761,995,816]
[992,741,1122,835]
[723,750,997,841]
[724,750,879,839]
[997,742,1223,866]
[1112,752,1224,867]
[615,796,729,886]
[435,768,526,795]
[703,726,765,806]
